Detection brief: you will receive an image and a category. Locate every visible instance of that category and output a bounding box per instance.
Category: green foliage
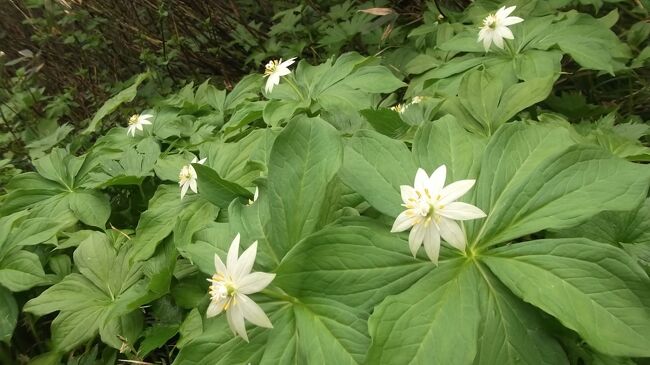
[2,1,650,364]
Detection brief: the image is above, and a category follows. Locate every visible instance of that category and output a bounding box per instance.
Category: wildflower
[179,157,206,199]
[391,165,486,264]
[391,103,408,113]
[477,6,523,51]
[126,113,153,137]
[411,96,424,104]
[248,187,259,205]
[207,234,275,342]
[263,57,296,94]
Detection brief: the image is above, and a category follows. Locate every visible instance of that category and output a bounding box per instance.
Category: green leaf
[68,190,111,228]
[132,185,217,261]
[267,116,343,256]
[484,239,650,357]
[472,122,650,247]
[473,263,568,365]
[194,164,252,208]
[276,218,431,309]
[0,251,47,291]
[413,115,485,182]
[24,235,151,351]
[360,109,410,139]
[339,129,416,218]
[174,299,368,365]
[367,260,481,364]
[0,286,17,343]
[83,72,149,134]
[342,66,406,93]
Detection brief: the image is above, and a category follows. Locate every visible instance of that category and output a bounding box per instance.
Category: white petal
[414,168,429,192]
[140,113,154,119]
[237,293,273,328]
[497,26,514,40]
[400,185,418,204]
[493,34,505,49]
[127,126,135,137]
[189,179,198,194]
[238,272,275,294]
[439,179,476,205]
[438,217,466,252]
[180,182,189,200]
[198,157,207,165]
[227,303,248,342]
[214,253,227,274]
[139,119,152,125]
[280,57,296,68]
[191,157,198,164]
[206,299,226,318]
[482,32,492,51]
[438,202,486,221]
[136,123,144,131]
[275,68,291,77]
[422,223,441,264]
[253,187,259,201]
[428,165,446,197]
[497,6,516,19]
[227,234,241,271]
[502,16,523,26]
[391,211,417,232]
[266,74,280,93]
[232,241,257,281]
[408,222,426,257]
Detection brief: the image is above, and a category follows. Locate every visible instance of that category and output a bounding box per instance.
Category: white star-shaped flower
[477,6,523,51]
[126,113,153,137]
[263,58,296,94]
[391,165,486,264]
[178,157,206,199]
[207,234,275,342]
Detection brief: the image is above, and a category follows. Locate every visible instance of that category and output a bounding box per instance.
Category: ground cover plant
[1,0,650,364]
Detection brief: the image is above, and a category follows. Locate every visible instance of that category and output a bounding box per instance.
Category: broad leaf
[484,239,650,357]
[339,129,416,218]
[267,116,343,256]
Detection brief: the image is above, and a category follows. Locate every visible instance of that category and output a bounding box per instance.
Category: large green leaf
[0,286,17,344]
[472,122,650,247]
[367,260,481,364]
[194,164,252,208]
[484,239,650,357]
[24,234,152,351]
[0,251,47,291]
[267,116,343,256]
[412,115,485,182]
[132,184,218,261]
[68,190,111,228]
[175,298,368,365]
[339,129,416,218]
[276,218,431,309]
[473,263,568,365]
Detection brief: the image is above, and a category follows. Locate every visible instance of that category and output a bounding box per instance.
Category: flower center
[483,14,497,29]
[209,274,237,309]
[264,60,280,76]
[128,114,139,126]
[178,165,194,183]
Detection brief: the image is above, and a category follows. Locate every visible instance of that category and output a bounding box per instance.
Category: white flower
[391,103,408,114]
[477,6,523,51]
[391,165,486,264]
[178,157,206,199]
[207,234,275,342]
[411,96,424,104]
[248,187,259,206]
[126,113,153,137]
[263,57,296,93]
